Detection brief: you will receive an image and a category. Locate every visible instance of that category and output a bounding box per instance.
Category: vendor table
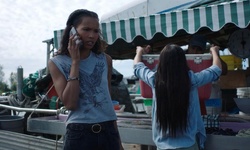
[27,113,250,150]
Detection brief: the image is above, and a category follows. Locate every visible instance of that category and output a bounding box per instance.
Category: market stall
[25,113,250,150]
[51,1,250,149]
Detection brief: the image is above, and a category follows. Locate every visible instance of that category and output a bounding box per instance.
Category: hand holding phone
[69,27,82,45]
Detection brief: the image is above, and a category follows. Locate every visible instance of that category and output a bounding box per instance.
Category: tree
[0,65,5,82]
[0,81,10,95]
[0,65,11,94]
[10,72,17,91]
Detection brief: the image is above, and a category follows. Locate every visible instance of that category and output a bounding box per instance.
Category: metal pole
[0,104,59,114]
[42,39,54,75]
[17,66,23,101]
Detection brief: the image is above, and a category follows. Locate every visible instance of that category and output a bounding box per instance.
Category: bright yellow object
[220,55,242,70]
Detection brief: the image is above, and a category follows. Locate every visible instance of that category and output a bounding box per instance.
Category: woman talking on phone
[48,9,123,150]
[134,44,222,150]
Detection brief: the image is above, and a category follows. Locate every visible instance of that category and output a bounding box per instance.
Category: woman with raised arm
[134,44,221,150]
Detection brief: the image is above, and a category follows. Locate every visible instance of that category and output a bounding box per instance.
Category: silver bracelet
[67,77,79,82]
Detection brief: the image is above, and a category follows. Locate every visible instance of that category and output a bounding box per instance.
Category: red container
[47,82,58,99]
[140,54,159,98]
[141,54,212,115]
[186,54,212,100]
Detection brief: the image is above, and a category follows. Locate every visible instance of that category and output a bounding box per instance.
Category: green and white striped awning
[53,0,250,50]
[101,0,250,45]
[54,29,64,50]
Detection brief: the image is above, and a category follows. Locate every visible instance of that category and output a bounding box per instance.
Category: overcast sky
[0,0,135,83]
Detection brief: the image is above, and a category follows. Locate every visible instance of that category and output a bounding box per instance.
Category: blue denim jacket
[134,62,221,149]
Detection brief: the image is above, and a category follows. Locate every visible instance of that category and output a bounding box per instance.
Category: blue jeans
[63,121,120,150]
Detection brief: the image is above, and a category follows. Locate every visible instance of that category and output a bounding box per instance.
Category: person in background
[187,34,228,75]
[187,34,228,115]
[134,44,222,149]
[48,9,123,150]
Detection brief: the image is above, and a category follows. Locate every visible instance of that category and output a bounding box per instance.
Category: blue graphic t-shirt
[51,52,117,124]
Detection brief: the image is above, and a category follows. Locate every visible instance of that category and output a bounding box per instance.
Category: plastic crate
[143,98,152,106]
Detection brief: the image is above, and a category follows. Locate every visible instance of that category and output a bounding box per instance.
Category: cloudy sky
[0,0,135,83]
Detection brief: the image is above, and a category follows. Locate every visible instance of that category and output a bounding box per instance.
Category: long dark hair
[155,44,191,137]
[58,9,104,55]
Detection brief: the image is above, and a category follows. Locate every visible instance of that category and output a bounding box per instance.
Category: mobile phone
[69,27,82,45]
